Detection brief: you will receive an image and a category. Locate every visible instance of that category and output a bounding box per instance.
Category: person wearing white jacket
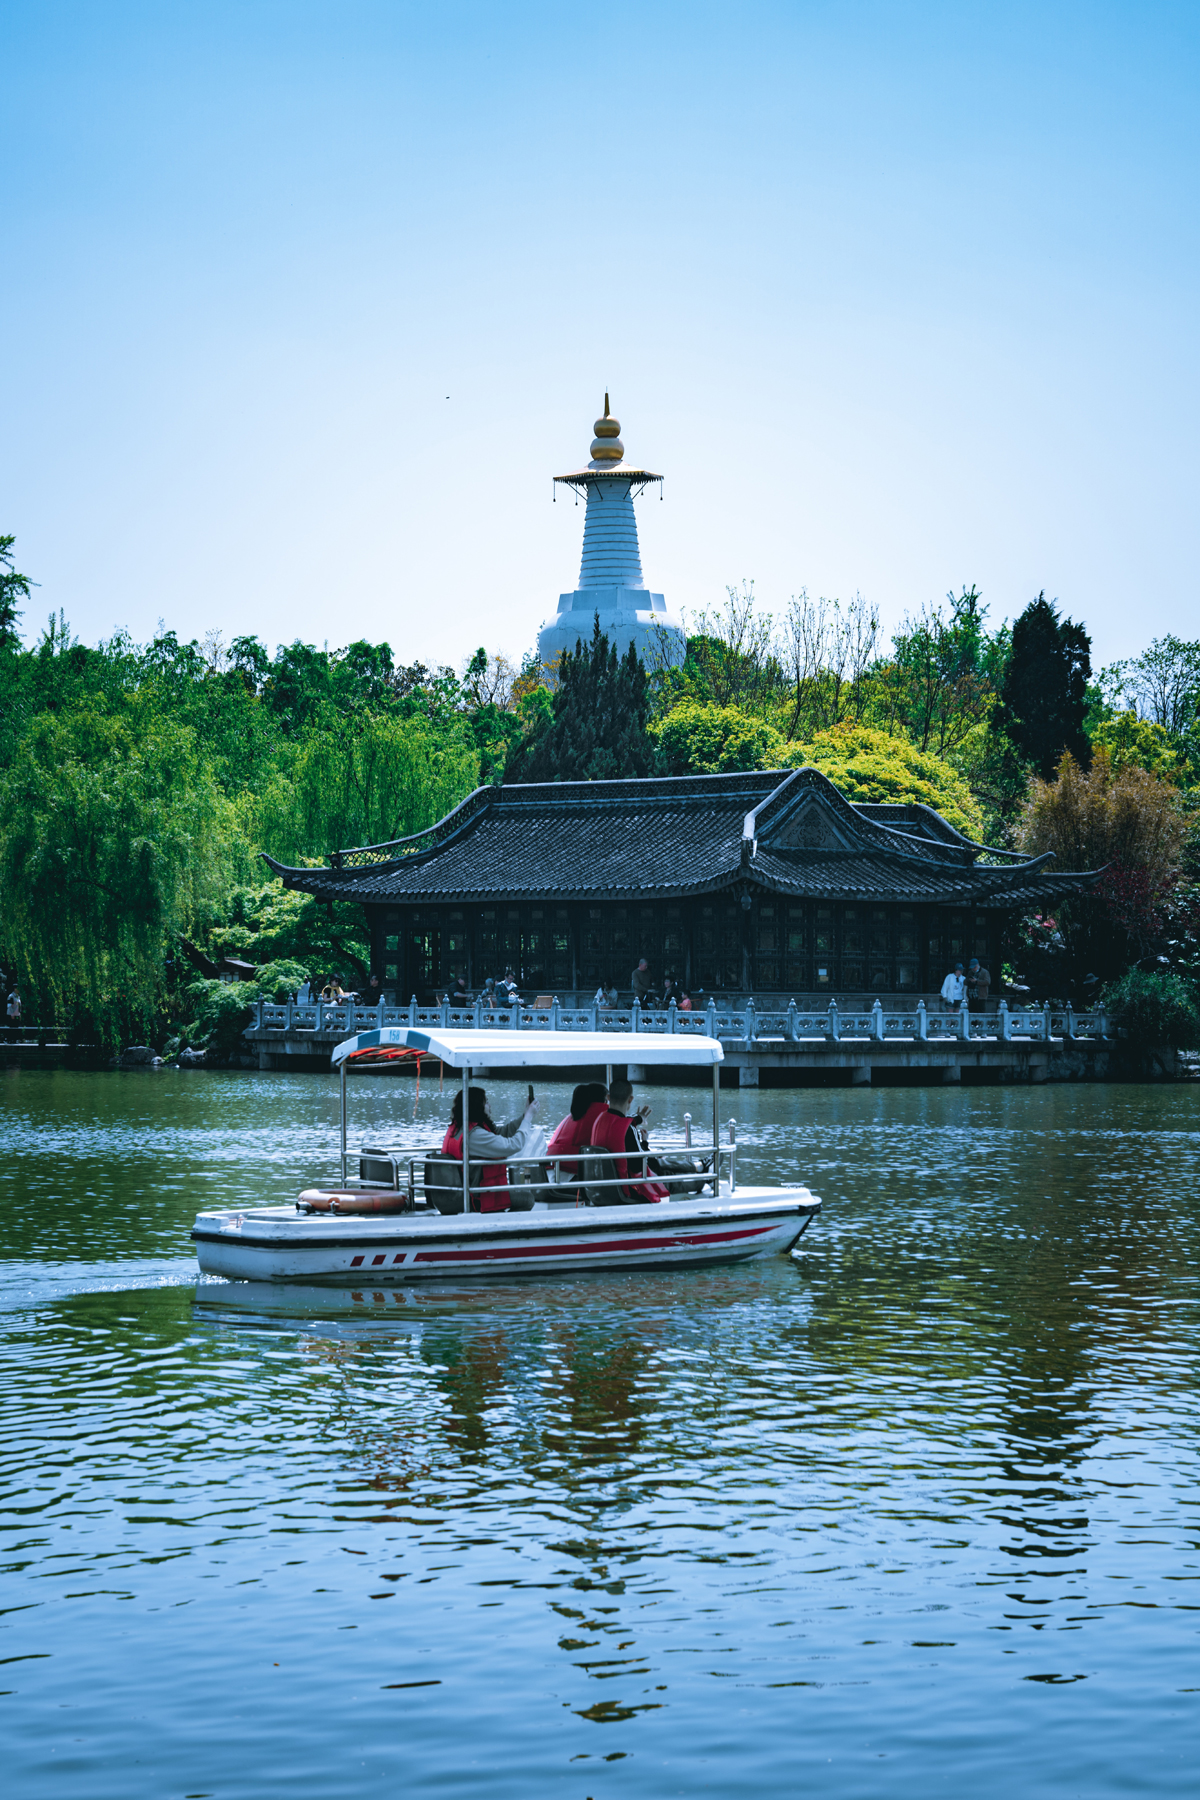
[939,963,966,1010]
[440,1087,548,1212]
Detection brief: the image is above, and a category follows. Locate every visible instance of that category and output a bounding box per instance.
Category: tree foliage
[1102,969,1200,1053]
[782,723,986,839]
[1019,749,1185,892]
[1018,749,1189,980]
[504,616,661,783]
[998,593,1092,778]
[0,536,536,1042]
[1098,634,1200,738]
[653,700,785,775]
[1088,710,1179,780]
[0,536,35,650]
[0,701,238,1041]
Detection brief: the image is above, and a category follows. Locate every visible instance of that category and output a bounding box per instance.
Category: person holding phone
[440,1086,546,1212]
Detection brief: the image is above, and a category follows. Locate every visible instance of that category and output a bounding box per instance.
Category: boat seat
[423,1158,466,1215]
[423,1158,538,1214]
[578,1147,627,1206]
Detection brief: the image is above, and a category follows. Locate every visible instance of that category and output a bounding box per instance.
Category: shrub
[180,977,257,1055]
[1102,969,1200,1052]
[253,958,310,1003]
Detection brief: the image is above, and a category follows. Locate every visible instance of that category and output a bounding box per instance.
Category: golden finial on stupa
[590,392,624,464]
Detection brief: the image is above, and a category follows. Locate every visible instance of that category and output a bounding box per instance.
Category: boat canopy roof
[331,1027,724,1071]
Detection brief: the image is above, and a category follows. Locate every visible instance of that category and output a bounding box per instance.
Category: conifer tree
[998,592,1092,778]
[0,536,34,649]
[504,616,662,783]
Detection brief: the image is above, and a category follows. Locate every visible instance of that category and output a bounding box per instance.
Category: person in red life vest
[441,1086,543,1212]
[588,1077,669,1203]
[546,1082,609,1177]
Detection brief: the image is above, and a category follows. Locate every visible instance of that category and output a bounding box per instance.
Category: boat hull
[192,1187,819,1283]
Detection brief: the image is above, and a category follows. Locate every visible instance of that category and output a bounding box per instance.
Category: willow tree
[0,701,238,1040]
[257,711,481,861]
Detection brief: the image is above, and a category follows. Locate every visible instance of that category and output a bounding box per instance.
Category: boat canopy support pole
[712,1062,720,1187]
[340,1060,348,1186]
[462,1064,471,1215]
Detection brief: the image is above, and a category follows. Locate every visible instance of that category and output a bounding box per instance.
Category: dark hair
[449,1086,496,1135]
[569,1082,608,1121]
[608,1078,633,1107]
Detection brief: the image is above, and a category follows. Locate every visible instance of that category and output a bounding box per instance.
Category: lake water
[2,1068,1198,1798]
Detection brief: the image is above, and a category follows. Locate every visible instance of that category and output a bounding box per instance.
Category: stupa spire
[538,395,685,670]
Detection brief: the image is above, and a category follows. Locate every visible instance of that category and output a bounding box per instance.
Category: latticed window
[814,907,835,987]
[445,911,468,987]
[841,908,864,992]
[694,900,741,992]
[550,909,572,988]
[896,911,918,989]
[784,904,808,992]
[755,902,780,991]
[477,909,498,979]
[407,911,439,996]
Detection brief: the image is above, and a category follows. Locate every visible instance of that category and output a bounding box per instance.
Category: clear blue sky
[2,1,1197,669]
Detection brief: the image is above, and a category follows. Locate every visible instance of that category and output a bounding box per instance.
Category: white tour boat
[192,1028,821,1283]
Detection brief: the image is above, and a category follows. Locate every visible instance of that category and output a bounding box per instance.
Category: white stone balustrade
[248,996,1109,1045]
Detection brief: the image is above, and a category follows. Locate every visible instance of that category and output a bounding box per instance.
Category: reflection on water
[1,1070,1199,1797]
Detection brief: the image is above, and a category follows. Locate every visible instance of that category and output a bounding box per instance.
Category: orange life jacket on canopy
[441,1125,510,1212]
[588,1108,668,1203]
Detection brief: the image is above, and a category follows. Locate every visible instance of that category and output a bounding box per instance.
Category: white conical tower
[538,395,686,670]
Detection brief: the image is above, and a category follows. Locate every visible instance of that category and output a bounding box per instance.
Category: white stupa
[537,395,686,669]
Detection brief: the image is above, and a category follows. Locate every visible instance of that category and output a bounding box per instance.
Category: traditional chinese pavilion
[265,766,1095,1003]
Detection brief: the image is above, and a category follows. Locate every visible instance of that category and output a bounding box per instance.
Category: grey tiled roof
[264,767,1100,909]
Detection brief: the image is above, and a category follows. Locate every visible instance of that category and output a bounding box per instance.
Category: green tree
[258,712,480,859]
[1019,748,1185,889]
[998,593,1092,778]
[1102,969,1200,1054]
[1098,635,1200,739]
[781,722,986,839]
[778,588,881,739]
[1089,710,1180,779]
[877,586,1005,759]
[211,882,370,987]
[0,535,35,649]
[1018,748,1188,978]
[504,617,662,783]
[0,700,238,1040]
[653,699,785,774]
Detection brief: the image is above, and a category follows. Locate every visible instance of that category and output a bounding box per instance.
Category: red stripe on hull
[411,1225,773,1265]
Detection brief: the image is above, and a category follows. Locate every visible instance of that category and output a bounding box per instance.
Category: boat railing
[253,995,1109,1045]
[299,1139,736,1212]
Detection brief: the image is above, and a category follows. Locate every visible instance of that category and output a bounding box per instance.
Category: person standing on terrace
[631,959,658,1006]
[940,963,965,1011]
[967,957,991,1012]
